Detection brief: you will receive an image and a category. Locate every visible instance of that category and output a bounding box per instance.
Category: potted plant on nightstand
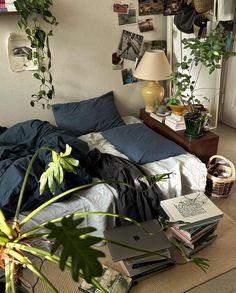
[168,24,236,138]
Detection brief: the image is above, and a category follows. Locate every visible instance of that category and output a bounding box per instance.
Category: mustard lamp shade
[133,50,172,113]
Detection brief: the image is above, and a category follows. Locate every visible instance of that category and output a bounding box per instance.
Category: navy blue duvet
[0,120,91,218]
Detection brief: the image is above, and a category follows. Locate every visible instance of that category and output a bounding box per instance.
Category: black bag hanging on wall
[174,1,198,34]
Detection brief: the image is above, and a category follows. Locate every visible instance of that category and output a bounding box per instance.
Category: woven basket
[206,155,235,198]
[193,0,214,13]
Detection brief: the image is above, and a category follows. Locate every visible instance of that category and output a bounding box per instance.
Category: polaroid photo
[113,0,130,14]
[118,8,137,25]
[121,68,138,85]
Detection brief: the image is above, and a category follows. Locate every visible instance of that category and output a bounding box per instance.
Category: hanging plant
[14,0,58,108]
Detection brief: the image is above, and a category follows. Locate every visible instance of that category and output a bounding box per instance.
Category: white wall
[0,0,166,127]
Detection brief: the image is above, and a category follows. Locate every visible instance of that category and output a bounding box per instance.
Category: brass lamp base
[141,81,164,113]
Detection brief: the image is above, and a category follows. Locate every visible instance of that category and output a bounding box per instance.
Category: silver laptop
[103,219,171,261]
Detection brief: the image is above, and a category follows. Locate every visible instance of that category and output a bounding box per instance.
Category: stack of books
[0,0,16,12]
[165,113,186,131]
[160,192,224,255]
[104,219,175,281]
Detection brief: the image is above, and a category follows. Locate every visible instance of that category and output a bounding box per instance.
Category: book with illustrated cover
[160,192,223,230]
[77,265,132,293]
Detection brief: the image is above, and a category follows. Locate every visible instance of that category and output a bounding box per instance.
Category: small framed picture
[163,0,181,16]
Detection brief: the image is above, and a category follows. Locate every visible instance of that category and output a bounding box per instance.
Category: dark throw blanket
[0,119,162,224]
[85,149,163,225]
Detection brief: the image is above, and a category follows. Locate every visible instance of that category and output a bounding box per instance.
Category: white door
[220,42,236,128]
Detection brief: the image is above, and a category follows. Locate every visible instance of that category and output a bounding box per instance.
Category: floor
[213,122,236,166]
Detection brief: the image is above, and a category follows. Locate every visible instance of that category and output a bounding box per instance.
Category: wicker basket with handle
[206,155,235,198]
[193,0,214,13]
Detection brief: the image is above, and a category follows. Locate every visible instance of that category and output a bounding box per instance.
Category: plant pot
[184,116,205,138]
[169,105,187,116]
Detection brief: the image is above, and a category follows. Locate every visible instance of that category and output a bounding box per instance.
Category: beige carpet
[185,268,236,293]
[30,197,236,293]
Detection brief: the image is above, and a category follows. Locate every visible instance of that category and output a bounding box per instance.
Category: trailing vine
[14,0,58,108]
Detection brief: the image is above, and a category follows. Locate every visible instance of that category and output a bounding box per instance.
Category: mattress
[79,116,207,200]
[20,116,207,238]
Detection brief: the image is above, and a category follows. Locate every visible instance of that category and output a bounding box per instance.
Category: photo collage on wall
[112,0,170,85]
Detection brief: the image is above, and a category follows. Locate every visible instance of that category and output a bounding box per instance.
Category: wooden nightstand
[140,109,219,164]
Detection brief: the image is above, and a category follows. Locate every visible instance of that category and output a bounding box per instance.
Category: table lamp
[133,50,172,113]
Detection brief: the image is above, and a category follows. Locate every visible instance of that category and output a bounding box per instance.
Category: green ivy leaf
[45,216,105,283]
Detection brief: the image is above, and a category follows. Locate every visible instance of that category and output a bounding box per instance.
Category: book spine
[173,226,217,249]
[180,216,221,231]
[173,222,218,241]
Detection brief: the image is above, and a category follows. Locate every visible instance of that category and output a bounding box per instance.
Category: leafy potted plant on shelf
[168,24,236,138]
[0,145,209,292]
[13,0,58,109]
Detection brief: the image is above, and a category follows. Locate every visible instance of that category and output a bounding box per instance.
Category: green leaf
[45,216,105,283]
[60,144,72,157]
[39,146,79,195]
[34,73,41,80]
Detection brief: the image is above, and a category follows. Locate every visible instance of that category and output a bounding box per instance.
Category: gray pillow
[52,91,124,136]
[102,123,186,164]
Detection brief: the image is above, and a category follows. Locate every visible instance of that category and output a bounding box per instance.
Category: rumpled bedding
[0,119,91,217]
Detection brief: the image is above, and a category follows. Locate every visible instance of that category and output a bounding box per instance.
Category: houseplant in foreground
[0,145,209,292]
[168,24,235,138]
[13,0,58,108]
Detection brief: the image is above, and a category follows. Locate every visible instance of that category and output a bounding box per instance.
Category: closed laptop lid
[103,219,171,261]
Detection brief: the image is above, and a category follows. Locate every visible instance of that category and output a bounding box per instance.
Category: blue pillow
[102,123,186,164]
[52,91,125,136]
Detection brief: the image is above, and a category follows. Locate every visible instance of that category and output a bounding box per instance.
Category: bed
[0,91,207,238]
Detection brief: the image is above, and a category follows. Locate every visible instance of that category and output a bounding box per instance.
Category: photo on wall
[163,0,181,15]
[138,0,163,16]
[117,30,143,61]
[142,40,167,55]
[121,68,139,85]
[113,0,130,14]
[118,8,137,25]
[138,18,154,32]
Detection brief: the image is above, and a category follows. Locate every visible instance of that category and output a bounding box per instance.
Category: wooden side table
[140,109,219,164]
